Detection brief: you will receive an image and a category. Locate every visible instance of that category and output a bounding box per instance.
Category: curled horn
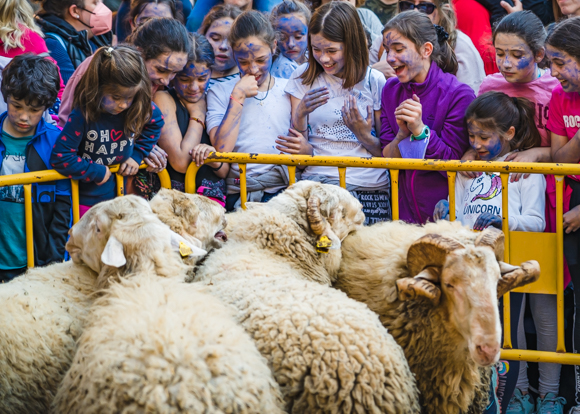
[407,234,466,277]
[475,227,505,261]
[497,260,541,298]
[307,196,326,235]
[396,267,442,305]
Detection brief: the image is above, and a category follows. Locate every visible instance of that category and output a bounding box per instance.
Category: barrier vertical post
[556,175,566,352]
[185,163,200,194]
[240,164,247,210]
[23,184,34,268]
[391,170,399,221]
[288,166,296,186]
[447,171,456,222]
[71,179,80,224]
[116,174,124,197]
[338,167,347,189]
[500,173,512,349]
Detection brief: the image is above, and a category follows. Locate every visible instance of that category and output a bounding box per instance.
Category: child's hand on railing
[190,144,218,167]
[564,205,580,234]
[119,158,140,176]
[144,145,168,173]
[276,128,313,155]
[433,200,450,221]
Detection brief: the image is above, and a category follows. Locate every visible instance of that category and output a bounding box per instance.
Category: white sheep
[334,220,540,414]
[193,181,421,413]
[0,196,202,414]
[54,195,283,413]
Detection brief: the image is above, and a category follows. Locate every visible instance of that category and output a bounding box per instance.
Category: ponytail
[383,11,458,75]
[465,91,541,152]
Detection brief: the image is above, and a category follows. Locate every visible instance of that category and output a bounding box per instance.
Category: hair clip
[104,47,114,57]
[434,25,449,44]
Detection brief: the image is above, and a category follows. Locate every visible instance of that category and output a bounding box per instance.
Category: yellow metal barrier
[0,166,171,269]
[185,153,580,366]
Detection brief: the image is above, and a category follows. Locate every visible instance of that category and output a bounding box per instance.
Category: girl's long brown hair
[73,45,152,137]
[300,1,368,89]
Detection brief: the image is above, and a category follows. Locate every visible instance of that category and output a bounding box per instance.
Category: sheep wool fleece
[54,276,284,413]
[194,241,420,414]
[0,261,98,414]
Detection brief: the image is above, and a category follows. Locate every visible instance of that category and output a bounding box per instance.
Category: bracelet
[292,123,310,134]
[230,94,244,107]
[208,162,223,171]
[189,116,205,130]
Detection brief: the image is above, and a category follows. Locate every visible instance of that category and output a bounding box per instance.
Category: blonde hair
[0,0,44,52]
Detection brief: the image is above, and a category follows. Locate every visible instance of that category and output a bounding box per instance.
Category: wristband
[411,125,430,141]
[190,116,205,130]
[230,94,244,107]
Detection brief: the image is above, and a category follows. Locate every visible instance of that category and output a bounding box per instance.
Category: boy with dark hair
[0,54,71,281]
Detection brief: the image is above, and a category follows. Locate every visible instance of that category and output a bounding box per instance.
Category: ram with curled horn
[335,221,542,414]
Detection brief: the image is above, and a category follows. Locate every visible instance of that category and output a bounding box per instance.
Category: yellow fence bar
[71,180,80,224]
[23,185,34,269]
[556,175,566,353]
[447,171,456,222]
[391,170,399,221]
[240,164,247,210]
[500,173,512,350]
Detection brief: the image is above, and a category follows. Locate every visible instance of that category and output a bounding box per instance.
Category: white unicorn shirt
[455,152,547,232]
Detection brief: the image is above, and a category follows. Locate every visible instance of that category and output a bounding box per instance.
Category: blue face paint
[173,62,211,103]
[101,85,138,115]
[546,45,580,93]
[233,37,273,86]
[206,18,237,75]
[135,3,173,26]
[275,13,308,64]
[468,121,511,161]
[310,33,345,77]
[383,30,426,83]
[494,33,538,83]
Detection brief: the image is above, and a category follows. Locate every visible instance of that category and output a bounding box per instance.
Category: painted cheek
[515,57,531,70]
[101,96,117,113]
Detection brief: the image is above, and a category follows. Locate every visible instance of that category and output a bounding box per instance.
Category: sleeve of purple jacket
[424,86,475,160]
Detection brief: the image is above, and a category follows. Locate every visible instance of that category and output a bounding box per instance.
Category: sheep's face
[440,247,502,366]
[150,189,228,252]
[396,228,540,367]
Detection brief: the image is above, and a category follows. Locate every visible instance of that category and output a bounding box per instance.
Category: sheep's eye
[445,283,454,289]
[96,226,101,233]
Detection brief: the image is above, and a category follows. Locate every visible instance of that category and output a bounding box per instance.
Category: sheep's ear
[169,231,207,258]
[101,235,127,268]
[497,260,540,298]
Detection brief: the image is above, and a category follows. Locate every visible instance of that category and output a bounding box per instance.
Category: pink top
[0,28,64,99]
[479,71,560,147]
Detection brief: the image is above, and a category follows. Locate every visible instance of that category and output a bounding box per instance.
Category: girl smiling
[285,1,390,224]
[380,11,475,224]
[206,11,296,211]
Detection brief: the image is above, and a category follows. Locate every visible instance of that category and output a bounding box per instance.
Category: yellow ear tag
[179,241,193,257]
[316,236,332,254]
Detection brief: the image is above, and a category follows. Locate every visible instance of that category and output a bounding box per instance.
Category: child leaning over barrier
[433,91,549,414]
[50,46,163,217]
[0,54,71,282]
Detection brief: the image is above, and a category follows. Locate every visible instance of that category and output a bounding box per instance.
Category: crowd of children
[2,0,580,411]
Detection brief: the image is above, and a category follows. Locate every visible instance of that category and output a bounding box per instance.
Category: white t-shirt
[369,31,486,94]
[206,76,291,190]
[285,64,388,188]
[271,55,299,80]
[455,153,546,232]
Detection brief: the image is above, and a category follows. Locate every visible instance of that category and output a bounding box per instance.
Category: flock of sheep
[0,181,541,414]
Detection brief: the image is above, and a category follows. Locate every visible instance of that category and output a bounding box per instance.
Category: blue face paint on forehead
[546,45,580,93]
[173,62,212,103]
[233,38,273,86]
[275,14,308,62]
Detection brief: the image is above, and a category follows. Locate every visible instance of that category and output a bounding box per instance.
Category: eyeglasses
[398,1,437,14]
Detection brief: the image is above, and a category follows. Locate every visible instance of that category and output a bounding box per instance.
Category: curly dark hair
[1,54,60,109]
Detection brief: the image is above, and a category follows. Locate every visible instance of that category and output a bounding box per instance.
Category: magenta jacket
[380,62,475,224]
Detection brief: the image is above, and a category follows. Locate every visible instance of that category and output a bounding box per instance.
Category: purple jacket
[380,63,475,224]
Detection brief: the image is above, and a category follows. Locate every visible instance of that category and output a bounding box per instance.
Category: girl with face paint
[546,18,580,414]
[269,0,311,79]
[380,11,475,224]
[51,46,164,217]
[200,5,243,89]
[128,0,183,32]
[206,11,295,211]
[286,1,391,224]
[153,33,226,204]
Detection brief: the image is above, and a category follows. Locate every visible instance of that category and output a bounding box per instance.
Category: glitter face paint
[233,36,274,86]
[173,62,211,103]
[383,29,428,84]
[546,45,580,93]
[100,85,139,115]
[275,13,308,64]
[494,33,538,83]
[145,52,188,88]
[310,33,345,77]
[467,121,511,161]
[205,17,237,75]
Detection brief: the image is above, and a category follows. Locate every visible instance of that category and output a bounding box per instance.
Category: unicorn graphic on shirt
[470,173,502,202]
